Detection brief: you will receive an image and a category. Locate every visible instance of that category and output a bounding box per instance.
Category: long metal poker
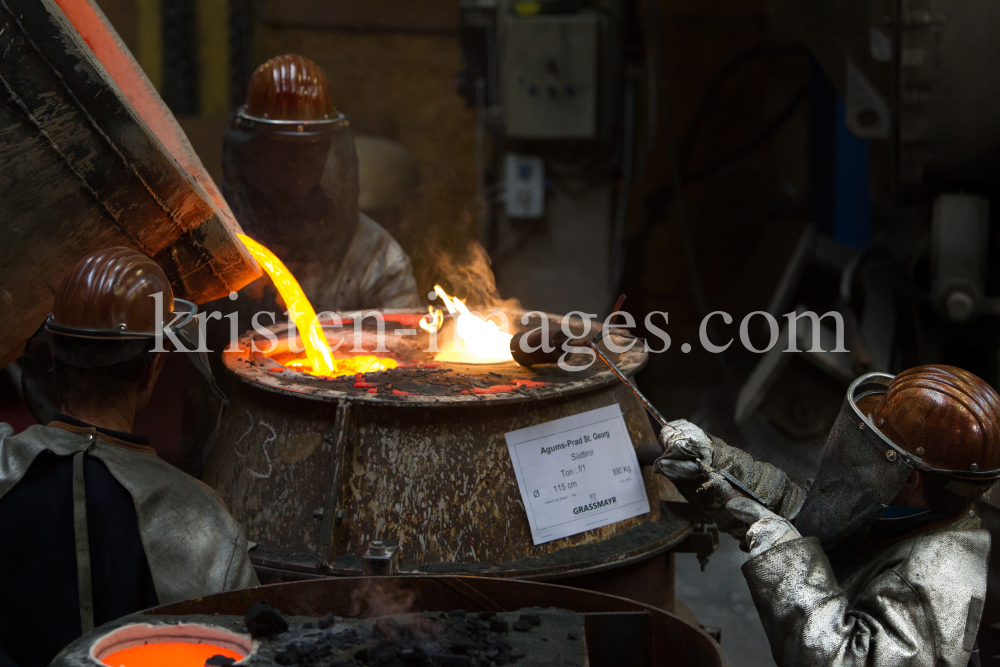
[586,340,668,427]
[584,339,767,505]
[580,302,768,506]
[511,295,766,505]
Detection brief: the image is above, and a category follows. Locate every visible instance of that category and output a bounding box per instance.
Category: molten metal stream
[239,234,335,374]
[239,235,396,378]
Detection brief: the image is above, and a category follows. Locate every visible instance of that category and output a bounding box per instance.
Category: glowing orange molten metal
[429,285,513,364]
[285,356,397,376]
[101,642,242,667]
[239,235,397,378]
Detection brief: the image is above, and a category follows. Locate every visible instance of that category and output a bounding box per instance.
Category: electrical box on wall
[504,154,545,218]
[503,14,598,139]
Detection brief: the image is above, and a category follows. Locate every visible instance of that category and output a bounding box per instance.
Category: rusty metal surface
[556,550,677,613]
[141,576,728,667]
[203,314,684,580]
[204,380,682,573]
[0,0,259,368]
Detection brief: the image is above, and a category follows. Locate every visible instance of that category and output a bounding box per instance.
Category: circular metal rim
[223,311,649,408]
[236,105,348,126]
[138,575,729,667]
[44,298,197,340]
[246,514,691,581]
[87,623,256,666]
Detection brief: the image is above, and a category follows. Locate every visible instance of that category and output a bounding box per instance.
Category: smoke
[349,578,417,619]
[348,579,441,637]
[426,240,521,311]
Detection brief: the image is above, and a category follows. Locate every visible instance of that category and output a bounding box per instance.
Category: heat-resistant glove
[652,419,713,481]
[725,497,801,557]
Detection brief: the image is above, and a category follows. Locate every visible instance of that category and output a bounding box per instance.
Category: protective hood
[793,373,915,555]
[221,107,359,264]
[21,310,227,478]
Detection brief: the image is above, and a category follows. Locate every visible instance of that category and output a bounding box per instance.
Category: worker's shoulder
[131,451,223,497]
[354,213,410,265]
[0,423,51,496]
[0,422,82,457]
[885,515,988,658]
[890,513,989,597]
[93,444,237,528]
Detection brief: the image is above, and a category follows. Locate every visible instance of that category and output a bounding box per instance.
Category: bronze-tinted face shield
[23,293,200,408]
[221,109,359,264]
[793,373,1000,554]
[43,298,197,367]
[222,53,358,264]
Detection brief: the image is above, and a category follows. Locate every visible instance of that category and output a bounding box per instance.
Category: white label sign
[505,404,650,545]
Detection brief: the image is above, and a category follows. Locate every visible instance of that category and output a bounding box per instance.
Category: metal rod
[586,341,667,428]
[586,339,768,506]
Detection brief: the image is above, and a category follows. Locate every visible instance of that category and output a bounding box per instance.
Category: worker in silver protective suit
[220,54,421,316]
[1,248,258,667]
[654,365,1000,666]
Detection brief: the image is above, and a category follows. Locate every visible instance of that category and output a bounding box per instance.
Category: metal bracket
[362,540,401,576]
[669,523,720,572]
[700,625,722,643]
[316,399,352,570]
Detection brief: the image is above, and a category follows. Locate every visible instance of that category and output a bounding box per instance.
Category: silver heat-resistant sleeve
[742,532,986,667]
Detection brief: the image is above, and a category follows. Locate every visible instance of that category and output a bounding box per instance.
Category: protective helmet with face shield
[222,54,359,264]
[216,52,420,336]
[794,365,1000,554]
[44,246,195,359]
[654,366,1000,665]
[21,247,225,474]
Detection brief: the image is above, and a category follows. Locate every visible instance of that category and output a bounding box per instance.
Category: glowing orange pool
[101,642,242,667]
[90,624,250,667]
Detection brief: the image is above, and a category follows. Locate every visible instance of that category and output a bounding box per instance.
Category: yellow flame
[419,306,444,333]
[239,234,335,375]
[433,285,513,363]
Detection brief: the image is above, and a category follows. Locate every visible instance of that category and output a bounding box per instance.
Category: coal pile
[246,600,290,638]
[190,602,587,667]
[256,606,583,667]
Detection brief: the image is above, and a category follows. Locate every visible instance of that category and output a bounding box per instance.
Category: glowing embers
[285,355,397,377]
[423,285,514,364]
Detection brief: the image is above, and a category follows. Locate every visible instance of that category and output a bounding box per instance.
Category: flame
[239,234,397,378]
[432,285,513,364]
[419,306,444,333]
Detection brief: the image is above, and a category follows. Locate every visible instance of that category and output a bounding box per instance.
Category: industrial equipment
[202,310,692,612]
